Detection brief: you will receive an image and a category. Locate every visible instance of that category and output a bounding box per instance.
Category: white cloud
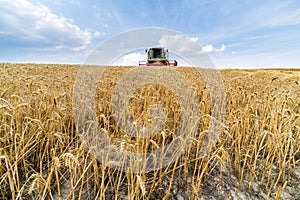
[93,31,105,39]
[112,52,146,66]
[200,44,225,54]
[158,34,199,53]
[157,34,223,67]
[0,0,92,50]
[265,9,300,27]
[158,34,225,55]
[190,37,199,42]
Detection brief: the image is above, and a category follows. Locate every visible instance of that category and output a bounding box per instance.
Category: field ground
[0,63,299,199]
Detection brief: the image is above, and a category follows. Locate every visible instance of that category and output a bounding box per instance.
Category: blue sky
[0,0,300,68]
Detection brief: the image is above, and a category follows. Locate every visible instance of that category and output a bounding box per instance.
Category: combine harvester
[139,47,177,66]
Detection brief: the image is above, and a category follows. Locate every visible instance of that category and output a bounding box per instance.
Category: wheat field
[0,63,299,199]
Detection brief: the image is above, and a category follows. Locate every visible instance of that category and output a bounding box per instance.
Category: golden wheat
[0,63,299,199]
